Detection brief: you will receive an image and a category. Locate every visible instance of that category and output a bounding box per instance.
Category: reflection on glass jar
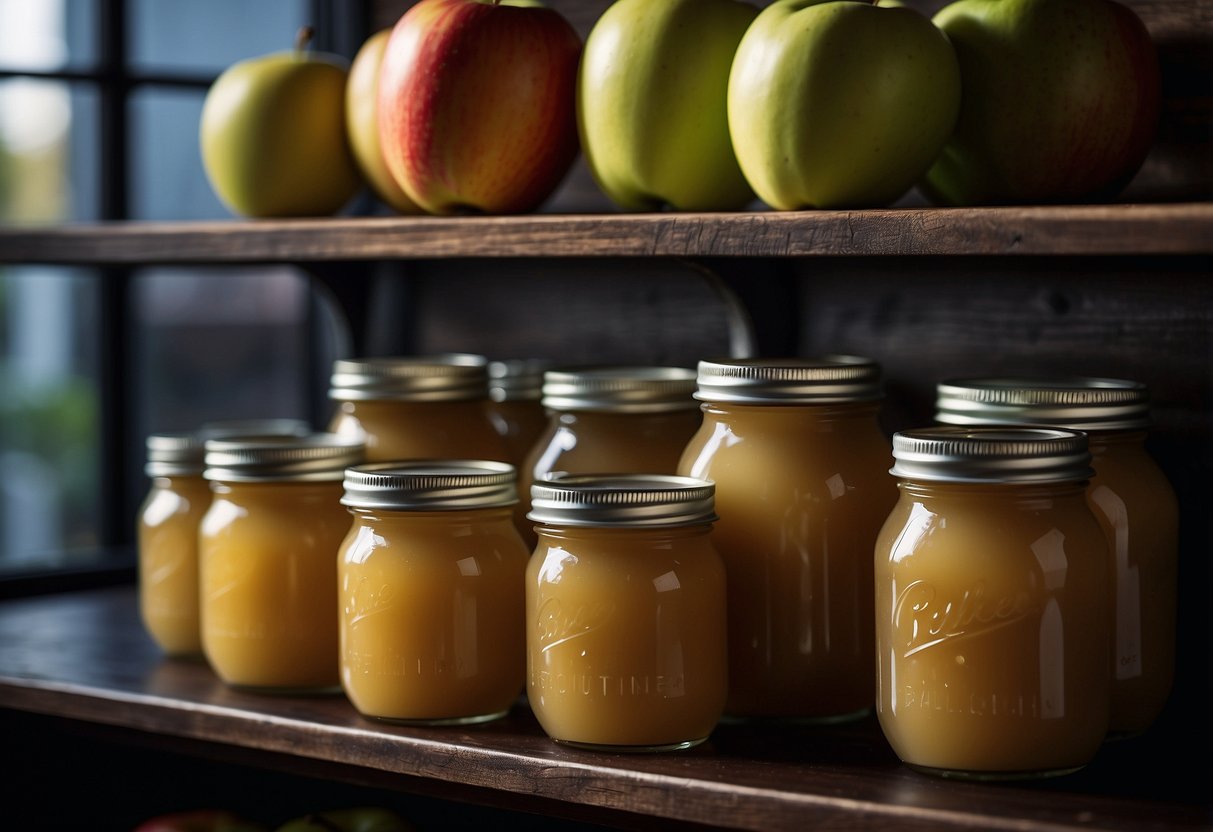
[526,475,727,752]
[338,460,529,725]
[678,356,896,722]
[199,433,363,693]
[936,377,1178,737]
[875,427,1111,780]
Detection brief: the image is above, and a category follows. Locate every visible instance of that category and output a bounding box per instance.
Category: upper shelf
[1,203,1211,263]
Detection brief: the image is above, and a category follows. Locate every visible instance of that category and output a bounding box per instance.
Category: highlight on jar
[526,473,728,752]
[874,426,1112,781]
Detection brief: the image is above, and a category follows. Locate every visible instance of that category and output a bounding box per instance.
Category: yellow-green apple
[274,808,413,832]
[728,0,962,210]
[577,0,759,212]
[200,27,363,218]
[346,29,423,214]
[133,809,267,832]
[377,0,582,215]
[921,0,1160,205]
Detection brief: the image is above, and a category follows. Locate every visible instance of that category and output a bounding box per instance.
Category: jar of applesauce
[517,366,701,546]
[526,474,727,751]
[327,354,511,463]
[199,433,364,693]
[678,356,897,722]
[935,377,1177,738]
[138,432,209,658]
[875,426,1111,780]
[338,460,529,725]
[487,358,550,466]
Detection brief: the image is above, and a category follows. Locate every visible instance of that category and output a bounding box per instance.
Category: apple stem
[294,25,315,55]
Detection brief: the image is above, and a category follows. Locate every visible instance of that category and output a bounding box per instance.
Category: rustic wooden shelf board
[0,587,1209,832]
[1,203,1210,263]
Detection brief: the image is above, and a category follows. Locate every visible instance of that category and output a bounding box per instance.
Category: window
[0,0,361,580]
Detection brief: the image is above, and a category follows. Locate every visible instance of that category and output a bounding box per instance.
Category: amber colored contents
[518,409,702,545]
[527,525,727,750]
[678,402,896,719]
[875,481,1111,777]
[1087,431,1178,735]
[199,480,350,692]
[138,474,211,657]
[488,398,549,467]
[329,399,511,463]
[339,508,529,723]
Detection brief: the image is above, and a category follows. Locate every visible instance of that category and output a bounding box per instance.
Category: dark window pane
[128,0,308,76]
[128,86,224,220]
[0,271,101,570]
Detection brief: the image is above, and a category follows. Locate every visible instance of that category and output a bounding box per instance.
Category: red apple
[133,809,267,832]
[377,0,582,215]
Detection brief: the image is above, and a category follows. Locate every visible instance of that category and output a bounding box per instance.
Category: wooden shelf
[1,203,1211,263]
[1,586,1209,831]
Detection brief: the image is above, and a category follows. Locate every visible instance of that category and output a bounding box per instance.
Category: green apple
[200,27,363,218]
[274,808,413,832]
[921,0,1161,205]
[578,0,759,212]
[728,0,961,210]
[346,29,422,215]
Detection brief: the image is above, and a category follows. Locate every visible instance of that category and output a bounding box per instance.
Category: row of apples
[199,0,1160,219]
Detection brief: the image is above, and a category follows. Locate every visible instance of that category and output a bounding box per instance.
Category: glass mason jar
[526,474,728,752]
[327,354,511,464]
[338,460,530,725]
[875,427,1112,780]
[518,366,701,546]
[487,359,550,466]
[138,432,209,658]
[936,377,1178,738]
[677,356,897,722]
[199,433,364,693]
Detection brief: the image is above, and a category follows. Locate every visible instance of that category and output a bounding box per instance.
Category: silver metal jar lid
[935,377,1151,431]
[694,355,882,403]
[528,474,716,527]
[342,460,518,510]
[489,359,550,403]
[204,433,365,482]
[890,426,1093,483]
[329,354,490,402]
[541,366,698,413]
[145,432,205,477]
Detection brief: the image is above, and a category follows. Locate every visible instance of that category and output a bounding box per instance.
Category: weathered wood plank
[1,204,1211,264]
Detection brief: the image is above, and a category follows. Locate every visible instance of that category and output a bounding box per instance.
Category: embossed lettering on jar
[677,356,897,721]
[199,433,364,693]
[526,475,727,752]
[936,377,1177,738]
[338,460,529,725]
[875,427,1112,779]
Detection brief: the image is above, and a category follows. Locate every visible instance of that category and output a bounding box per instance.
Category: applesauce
[526,475,727,751]
[518,366,701,546]
[327,354,511,463]
[936,377,1178,736]
[199,433,363,693]
[677,356,896,721]
[138,432,209,658]
[487,359,550,466]
[338,460,529,725]
[876,427,1111,779]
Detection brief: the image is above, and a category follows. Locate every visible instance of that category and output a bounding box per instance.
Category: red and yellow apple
[376,0,582,215]
[200,27,363,218]
[346,29,422,215]
[133,809,267,832]
[921,0,1161,205]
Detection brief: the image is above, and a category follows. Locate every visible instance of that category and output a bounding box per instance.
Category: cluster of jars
[137,353,1178,779]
